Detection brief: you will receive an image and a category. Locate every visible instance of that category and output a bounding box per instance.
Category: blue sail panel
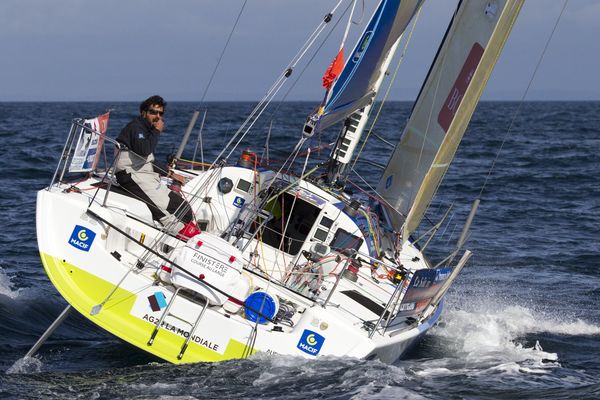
[317,0,422,131]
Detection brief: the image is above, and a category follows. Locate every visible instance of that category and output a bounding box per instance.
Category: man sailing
[115,95,199,239]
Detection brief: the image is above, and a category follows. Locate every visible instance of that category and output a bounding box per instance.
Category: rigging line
[438,208,455,240]
[285,0,347,69]
[283,140,306,176]
[366,130,395,148]
[353,0,366,25]
[277,138,306,175]
[339,0,358,51]
[262,138,308,204]
[224,76,296,161]
[228,97,296,169]
[233,138,308,252]
[210,99,267,165]
[264,140,333,163]
[347,167,406,220]
[444,221,459,246]
[266,1,353,120]
[211,46,309,164]
[248,137,307,210]
[199,0,248,104]
[220,1,348,164]
[478,0,569,199]
[215,0,348,160]
[351,6,423,171]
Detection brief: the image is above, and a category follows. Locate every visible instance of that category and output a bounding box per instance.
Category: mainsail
[314,0,424,132]
[377,0,524,240]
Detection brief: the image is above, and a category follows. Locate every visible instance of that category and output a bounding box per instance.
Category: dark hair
[139,95,167,113]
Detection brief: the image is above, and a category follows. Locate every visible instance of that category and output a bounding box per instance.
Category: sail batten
[377,0,524,240]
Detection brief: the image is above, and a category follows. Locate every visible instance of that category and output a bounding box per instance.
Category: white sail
[377,0,524,240]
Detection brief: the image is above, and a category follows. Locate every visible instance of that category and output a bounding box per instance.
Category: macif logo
[297,329,325,356]
[233,196,245,208]
[68,225,96,252]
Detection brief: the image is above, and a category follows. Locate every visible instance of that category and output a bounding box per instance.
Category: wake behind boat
[34,0,523,364]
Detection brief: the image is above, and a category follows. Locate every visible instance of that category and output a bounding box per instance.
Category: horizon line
[1,99,598,103]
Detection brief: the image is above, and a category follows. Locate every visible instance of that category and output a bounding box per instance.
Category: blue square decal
[233,196,246,208]
[297,329,325,356]
[68,225,96,252]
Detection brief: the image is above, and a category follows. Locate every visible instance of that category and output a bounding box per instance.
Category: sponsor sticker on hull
[68,225,96,252]
[147,292,167,312]
[233,196,246,208]
[297,329,325,356]
[130,292,228,355]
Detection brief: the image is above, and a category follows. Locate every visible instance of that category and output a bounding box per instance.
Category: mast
[317,0,425,187]
[326,39,402,187]
[377,0,524,240]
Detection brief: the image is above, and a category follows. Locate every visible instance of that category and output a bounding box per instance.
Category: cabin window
[330,228,363,252]
[313,228,328,242]
[236,178,252,193]
[254,191,320,255]
[320,216,333,228]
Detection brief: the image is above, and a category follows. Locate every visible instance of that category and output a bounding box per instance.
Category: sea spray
[6,356,43,375]
[430,304,562,370]
[0,267,21,299]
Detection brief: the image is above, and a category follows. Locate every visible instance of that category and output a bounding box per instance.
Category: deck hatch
[341,290,389,319]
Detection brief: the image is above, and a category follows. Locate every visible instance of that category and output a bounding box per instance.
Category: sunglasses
[147,109,164,116]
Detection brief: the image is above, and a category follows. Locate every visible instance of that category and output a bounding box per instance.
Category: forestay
[377,0,524,240]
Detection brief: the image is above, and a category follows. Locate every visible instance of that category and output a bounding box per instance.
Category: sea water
[0,101,598,399]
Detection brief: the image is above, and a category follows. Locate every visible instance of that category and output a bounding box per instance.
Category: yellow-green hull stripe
[40,251,254,363]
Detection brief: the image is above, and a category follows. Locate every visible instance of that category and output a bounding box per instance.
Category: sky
[0,0,598,102]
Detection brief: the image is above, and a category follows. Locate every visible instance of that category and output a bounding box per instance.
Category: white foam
[251,354,410,393]
[412,367,454,377]
[430,305,562,373]
[6,356,43,374]
[534,316,600,336]
[128,382,180,390]
[445,304,600,338]
[350,382,426,400]
[0,267,21,299]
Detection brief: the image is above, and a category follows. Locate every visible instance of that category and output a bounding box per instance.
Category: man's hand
[153,118,165,132]
[168,170,187,185]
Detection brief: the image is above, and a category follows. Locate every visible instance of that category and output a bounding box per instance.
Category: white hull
[37,167,444,364]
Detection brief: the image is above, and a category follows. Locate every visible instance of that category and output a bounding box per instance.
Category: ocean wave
[432,305,560,366]
[430,302,600,374]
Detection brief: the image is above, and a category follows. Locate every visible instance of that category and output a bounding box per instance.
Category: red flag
[91,112,110,171]
[322,48,344,90]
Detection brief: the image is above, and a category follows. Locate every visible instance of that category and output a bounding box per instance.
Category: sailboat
[34,0,523,364]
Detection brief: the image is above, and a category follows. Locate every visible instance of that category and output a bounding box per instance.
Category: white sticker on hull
[129,291,228,354]
[141,314,220,352]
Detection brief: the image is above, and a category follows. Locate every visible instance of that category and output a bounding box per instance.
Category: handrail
[369,278,403,338]
[49,118,123,188]
[322,252,353,308]
[49,121,78,188]
[312,247,416,336]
